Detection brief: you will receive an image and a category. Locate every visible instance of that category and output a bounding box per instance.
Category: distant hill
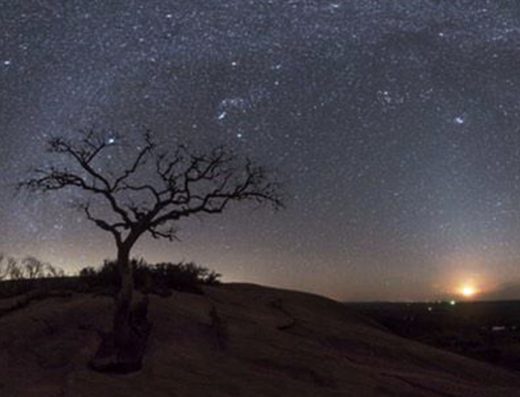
[1,283,520,396]
[479,283,520,301]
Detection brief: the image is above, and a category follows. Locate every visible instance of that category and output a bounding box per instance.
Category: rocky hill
[1,283,520,396]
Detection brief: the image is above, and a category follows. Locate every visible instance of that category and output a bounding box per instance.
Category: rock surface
[1,283,520,396]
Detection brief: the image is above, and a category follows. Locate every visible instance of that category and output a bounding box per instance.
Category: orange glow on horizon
[458,284,478,298]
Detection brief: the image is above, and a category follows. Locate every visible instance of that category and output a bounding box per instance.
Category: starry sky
[2,0,520,301]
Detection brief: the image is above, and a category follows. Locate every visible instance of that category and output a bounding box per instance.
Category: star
[217,111,227,120]
[454,116,465,125]
[2,0,520,303]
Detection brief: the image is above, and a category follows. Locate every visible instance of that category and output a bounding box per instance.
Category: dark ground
[346,300,520,373]
[3,284,520,396]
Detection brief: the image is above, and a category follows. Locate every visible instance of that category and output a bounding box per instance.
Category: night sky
[2,1,520,301]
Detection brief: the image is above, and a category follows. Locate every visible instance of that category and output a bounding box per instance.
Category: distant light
[218,111,227,120]
[231,61,237,67]
[236,133,243,139]
[492,325,506,332]
[449,300,456,306]
[3,60,11,66]
[461,286,476,297]
[108,137,116,144]
[458,284,478,298]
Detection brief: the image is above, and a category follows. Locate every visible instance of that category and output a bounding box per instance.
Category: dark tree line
[0,254,64,280]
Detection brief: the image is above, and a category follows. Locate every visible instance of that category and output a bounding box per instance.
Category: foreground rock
[1,283,520,396]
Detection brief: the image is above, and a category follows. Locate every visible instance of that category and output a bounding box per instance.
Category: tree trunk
[113,244,133,348]
[91,232,151,373]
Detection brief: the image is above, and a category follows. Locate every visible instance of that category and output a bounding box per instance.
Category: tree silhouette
[20,130,283,370]
[0,254,12,280]
[0,255,22,280]
[0,254,64,280]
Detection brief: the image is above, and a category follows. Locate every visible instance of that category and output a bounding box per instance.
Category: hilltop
[1,283,520,396]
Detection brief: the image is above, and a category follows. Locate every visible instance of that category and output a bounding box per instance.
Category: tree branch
[83,203,123,245]
[20,129,285,249]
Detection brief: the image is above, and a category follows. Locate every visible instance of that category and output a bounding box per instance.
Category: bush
[79,259,221,294]
[0,253,221,298]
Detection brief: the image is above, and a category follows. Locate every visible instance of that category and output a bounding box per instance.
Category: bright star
[454,116,465,124]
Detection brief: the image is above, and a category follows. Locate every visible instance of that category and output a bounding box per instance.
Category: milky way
[2,1,520,300]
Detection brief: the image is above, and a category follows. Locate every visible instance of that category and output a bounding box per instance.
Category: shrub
[78,259,221,294]
[79,266,97,278]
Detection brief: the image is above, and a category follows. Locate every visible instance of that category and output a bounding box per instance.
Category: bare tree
[45,263,65,278]
[0,255,64,280]
[20,130,283,368]
[6,257,23,280]
[0,254,10,280]
[0,255,23,280]
[22,256,47,279]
